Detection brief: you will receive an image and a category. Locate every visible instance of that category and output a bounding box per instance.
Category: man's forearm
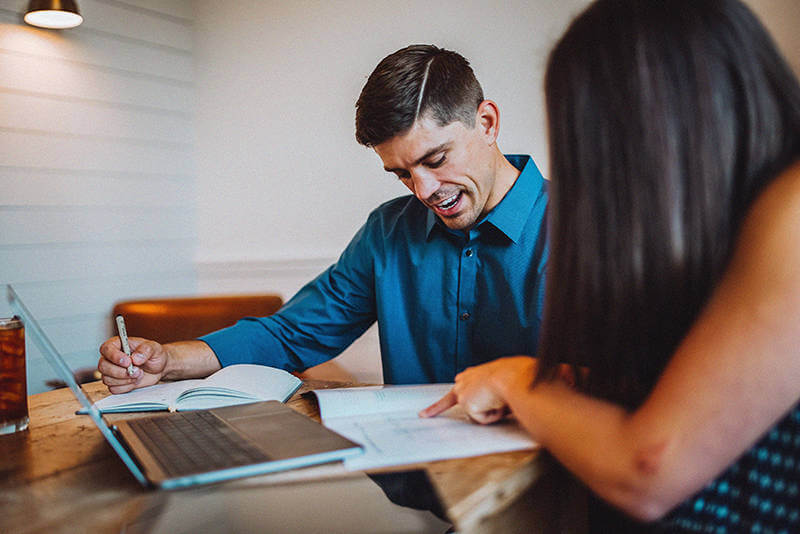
[161,340,222,380]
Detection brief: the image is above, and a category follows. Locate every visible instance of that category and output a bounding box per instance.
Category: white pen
[115,314,136,377]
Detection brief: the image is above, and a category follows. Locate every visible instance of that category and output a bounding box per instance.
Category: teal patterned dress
[661,404,800,533]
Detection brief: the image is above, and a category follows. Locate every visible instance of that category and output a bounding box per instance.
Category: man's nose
[409,169,440,200]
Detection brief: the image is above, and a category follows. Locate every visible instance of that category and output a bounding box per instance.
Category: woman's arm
[422,162,800,521]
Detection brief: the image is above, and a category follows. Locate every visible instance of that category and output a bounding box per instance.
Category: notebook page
[93,379,203,411]
[192,364,301,402]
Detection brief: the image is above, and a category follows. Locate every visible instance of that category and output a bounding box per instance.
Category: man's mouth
[432,191,463,215]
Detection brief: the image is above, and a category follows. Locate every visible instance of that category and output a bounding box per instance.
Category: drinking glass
[0,316,28,434]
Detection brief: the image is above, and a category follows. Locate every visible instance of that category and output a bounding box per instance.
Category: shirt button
[465,249,473,257]
[460,312,471,321]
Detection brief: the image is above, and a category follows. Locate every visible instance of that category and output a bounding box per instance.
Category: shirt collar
[425,154,545,243]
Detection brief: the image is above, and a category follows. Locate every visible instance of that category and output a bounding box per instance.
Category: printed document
[313,384,536,470]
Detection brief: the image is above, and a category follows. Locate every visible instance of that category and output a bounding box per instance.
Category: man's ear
[476,100,500,145]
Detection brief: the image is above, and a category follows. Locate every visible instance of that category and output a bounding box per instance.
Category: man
[98,44,548,393]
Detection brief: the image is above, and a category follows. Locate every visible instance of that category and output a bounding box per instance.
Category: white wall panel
[0,0,192,52]
[0,10,192,82]
[111,0,193,22]
[15,273,199,319]
[0,0,196,394]
[76,0,192,52]
[0,206,193,244]
[0,240,195,282]
[0,51,192,112]
[0,167,191,206]
[0,129,191,173]
[0,92,193,143]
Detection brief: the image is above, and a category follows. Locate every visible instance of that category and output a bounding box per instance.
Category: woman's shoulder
[739,160,800,246]
[748,159,800,221]
[729,159,800,299]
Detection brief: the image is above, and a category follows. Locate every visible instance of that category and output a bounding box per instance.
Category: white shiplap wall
[0,0,197,394]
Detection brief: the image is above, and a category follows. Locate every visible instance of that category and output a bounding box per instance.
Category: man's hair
[355,44,484,147]
[536,0,800,408]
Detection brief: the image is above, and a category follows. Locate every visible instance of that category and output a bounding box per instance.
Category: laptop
[7,285,363,489]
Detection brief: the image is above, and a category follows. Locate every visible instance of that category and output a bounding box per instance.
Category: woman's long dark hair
[537,0,800,408]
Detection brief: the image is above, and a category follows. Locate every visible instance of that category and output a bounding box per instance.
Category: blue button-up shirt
[201,154,548,384]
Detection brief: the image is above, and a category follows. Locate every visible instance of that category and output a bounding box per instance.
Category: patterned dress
[661,404,800,533]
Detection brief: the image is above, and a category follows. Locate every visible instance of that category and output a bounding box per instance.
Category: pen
[115,314,136,377]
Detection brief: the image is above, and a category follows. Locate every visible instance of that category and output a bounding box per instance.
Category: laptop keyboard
[126,410,270,478]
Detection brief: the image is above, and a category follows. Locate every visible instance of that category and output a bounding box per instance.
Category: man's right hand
[98,336,169,394]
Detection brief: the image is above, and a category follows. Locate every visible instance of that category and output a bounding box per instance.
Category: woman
[422,0,800,531]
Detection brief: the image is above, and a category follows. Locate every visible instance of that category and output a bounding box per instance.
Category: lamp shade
[24,0,83,29]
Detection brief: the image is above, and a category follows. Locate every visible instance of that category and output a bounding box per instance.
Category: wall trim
[196,256,337,278]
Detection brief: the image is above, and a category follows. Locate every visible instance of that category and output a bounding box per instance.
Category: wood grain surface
[0,380,582,534]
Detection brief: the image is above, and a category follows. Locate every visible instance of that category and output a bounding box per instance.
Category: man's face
[374,114,499,231]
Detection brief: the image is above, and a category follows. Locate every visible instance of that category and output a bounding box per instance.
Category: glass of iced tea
[0,316,28,434]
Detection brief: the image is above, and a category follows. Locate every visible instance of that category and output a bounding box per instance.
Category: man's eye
[395,171,411,180]
[426,155,446,168]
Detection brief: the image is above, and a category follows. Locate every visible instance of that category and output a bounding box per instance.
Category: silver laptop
[7,285,362,489]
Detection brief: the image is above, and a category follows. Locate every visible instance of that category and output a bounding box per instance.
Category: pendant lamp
[24,0,83,29]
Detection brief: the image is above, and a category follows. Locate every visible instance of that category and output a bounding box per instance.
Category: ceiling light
[24,0,83,29]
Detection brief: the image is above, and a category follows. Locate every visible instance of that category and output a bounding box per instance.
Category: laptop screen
[7,284,148,485]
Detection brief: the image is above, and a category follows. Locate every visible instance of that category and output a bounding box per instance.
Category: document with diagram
[313,384,536,470]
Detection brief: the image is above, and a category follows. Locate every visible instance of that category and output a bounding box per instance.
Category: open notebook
[88,364,301,413]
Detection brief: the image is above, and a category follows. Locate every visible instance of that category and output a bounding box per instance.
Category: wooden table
[0,381,587,533]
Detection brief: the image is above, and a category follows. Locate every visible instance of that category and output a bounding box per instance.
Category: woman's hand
[419,356,538,424]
